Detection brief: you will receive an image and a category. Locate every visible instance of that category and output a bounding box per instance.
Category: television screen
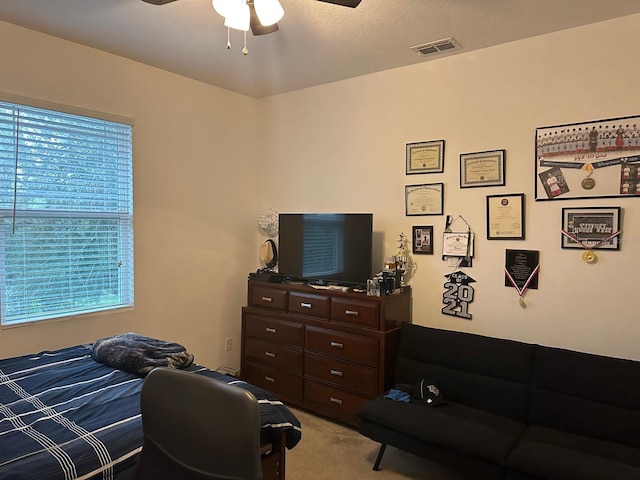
[278,213,373,286]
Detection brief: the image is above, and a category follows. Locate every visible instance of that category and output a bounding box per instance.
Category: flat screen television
[278,213,373,287]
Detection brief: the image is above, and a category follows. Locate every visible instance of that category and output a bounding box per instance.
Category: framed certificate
[406,140,445,174]
[442,232,473,257]
[486,193,525,240]
[460,149,505,188]
[405,183,444,216]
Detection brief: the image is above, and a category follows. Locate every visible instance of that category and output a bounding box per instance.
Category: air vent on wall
[410,37,462,56]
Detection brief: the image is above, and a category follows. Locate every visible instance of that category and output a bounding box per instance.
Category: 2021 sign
[442,270,475,320]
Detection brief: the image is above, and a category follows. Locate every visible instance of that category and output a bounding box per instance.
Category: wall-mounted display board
[560,206,622,263]
[535,115,640,200]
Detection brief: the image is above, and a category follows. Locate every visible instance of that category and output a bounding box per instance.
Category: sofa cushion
[531,345,640,448]
[394,323,535,421]
[358,396,527,464]
[506,426,640,480]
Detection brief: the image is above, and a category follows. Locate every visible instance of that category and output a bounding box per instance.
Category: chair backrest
[134,367,263,480]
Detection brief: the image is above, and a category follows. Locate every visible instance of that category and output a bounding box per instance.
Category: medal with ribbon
[560,229,621,263]
[504,250,540,308]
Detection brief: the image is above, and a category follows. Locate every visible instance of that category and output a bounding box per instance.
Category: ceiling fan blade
[249,2,279,35]
[316,0,362,7]
[141,0,180,4]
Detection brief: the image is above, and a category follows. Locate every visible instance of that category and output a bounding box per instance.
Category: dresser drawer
[243,361,302,401]
[288,291,330,318]
[244,314,304,347]
[305,352,378,396]
[305,326,379,367]
[304,379,371,418]
[331,297,379,329]
[245,337,303,374]
[250,285,287,311]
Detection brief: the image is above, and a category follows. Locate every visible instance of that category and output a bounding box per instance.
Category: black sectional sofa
[358,322,640,480]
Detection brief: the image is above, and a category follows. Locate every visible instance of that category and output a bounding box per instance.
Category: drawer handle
[265,351,276,358]
[330,369,343,377]
[330,341,344,349]
[261,296,273,302]
[345,310,359,316]
[329,397,343,405]
[300,302,312,309]
[264,376,276,383]
[265,327,277,334]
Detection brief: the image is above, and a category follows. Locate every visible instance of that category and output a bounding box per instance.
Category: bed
[0,339,301,480]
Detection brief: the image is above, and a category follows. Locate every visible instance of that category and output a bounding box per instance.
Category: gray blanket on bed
[91,332,194,376]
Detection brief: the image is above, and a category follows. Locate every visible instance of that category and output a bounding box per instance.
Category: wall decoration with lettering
[442,270,475,320]
[504,249,540,309]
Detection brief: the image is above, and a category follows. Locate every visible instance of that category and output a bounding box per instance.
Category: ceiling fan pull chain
[226,27,231,49]
[242,30,249,55]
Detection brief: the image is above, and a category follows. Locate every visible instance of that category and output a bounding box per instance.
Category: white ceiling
[1,0,640,98]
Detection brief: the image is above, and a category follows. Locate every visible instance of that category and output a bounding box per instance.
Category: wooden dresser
[241,279,411,427]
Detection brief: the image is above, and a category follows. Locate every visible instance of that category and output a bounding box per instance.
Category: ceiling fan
[141,0,362,36]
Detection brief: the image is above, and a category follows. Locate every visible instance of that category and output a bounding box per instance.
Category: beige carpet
[285,407,471,480]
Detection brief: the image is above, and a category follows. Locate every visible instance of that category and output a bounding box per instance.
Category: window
[0,99,133,326]
[302,214,344,277]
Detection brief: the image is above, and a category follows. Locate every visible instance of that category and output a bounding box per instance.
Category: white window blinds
[302,214,344,277]
[0,100,133,326]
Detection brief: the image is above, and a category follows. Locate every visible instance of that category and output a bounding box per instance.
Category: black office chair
[134,367,263,480]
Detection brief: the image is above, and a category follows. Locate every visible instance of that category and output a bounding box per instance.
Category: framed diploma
[442,232,473,257]
[460,149,506,188]
[406,140,445,174]
[412,225,433,254]
[405,183,444,216]
[486,193,525,240]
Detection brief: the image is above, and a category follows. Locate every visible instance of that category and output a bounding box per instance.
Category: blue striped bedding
[0,345,301,480]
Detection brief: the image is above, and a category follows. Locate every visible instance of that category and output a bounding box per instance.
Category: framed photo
[460,149,505,188]
[406,140,445,174]
[405,183,444,216]
[561,207,621,250]
[412,226,433,254]
[486,193,525,240]
[535,114,640,200]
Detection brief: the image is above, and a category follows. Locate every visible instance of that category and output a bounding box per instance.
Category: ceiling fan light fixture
[254,0,284,27]
[223,0,251,31]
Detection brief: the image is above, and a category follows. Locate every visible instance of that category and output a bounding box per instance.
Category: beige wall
[256,14,640,361]
[0,21,259,369]
[1,13,639,368]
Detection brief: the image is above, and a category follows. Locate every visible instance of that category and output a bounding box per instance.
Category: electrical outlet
[225,337,232,351]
